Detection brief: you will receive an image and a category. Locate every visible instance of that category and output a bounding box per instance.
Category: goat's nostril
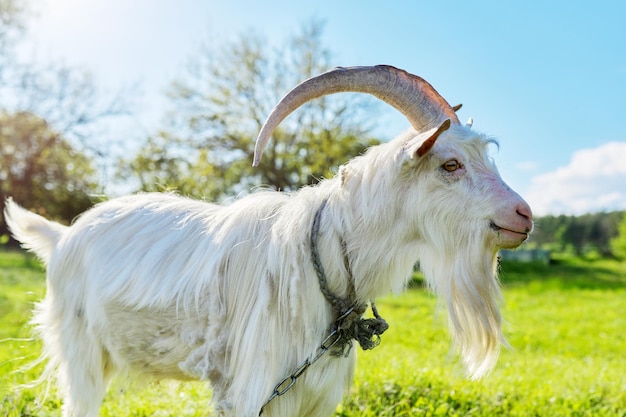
[516,209,528,219]
[516,203,533,222]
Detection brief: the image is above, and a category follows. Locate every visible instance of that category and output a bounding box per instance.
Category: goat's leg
[57,329,113,417]
[43,300,115,417]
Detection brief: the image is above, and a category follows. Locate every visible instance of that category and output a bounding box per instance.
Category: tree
[0,0,133,241]
[610,213,626,260]
[117,132,198,195]
[1,0,132,188]
[530,211,624,257]
[0,0,28,82]
[0,111,100,241]
[121,21,380,200]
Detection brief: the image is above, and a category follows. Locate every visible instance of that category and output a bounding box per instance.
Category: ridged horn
[253,65,460,166]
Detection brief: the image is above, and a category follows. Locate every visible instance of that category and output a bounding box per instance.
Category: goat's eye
[442,159,460,172]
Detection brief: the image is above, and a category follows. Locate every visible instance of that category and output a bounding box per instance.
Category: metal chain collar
[258,199,389,415]
[258,307,353,416]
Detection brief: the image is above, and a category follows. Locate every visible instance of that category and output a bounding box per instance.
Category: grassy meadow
[1,250,625,416]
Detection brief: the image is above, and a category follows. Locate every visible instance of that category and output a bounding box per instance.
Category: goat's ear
[407,119,452,159]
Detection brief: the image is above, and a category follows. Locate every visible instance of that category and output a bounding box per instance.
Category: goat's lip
[489,221,529,247]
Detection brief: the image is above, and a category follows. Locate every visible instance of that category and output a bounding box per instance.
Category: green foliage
[531,211,624,257]
[120,21,380,201]
[1,251,625,416]
[0,111,100,240]
[610,213,626,260]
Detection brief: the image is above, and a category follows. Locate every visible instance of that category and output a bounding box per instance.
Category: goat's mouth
[489,221,529,248]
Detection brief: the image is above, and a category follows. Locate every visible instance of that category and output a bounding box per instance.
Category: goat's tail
[4,198,67,265]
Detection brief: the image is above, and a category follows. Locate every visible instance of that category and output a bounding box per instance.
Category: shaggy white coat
[5,124,532,417]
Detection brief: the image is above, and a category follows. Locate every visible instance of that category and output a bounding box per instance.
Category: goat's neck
[350,224,418,303]
[316,198,417,305]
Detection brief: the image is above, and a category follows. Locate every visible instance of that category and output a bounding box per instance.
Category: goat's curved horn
[253,65,460,166]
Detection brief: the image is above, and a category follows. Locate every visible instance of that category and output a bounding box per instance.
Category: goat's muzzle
[490,200,533,249]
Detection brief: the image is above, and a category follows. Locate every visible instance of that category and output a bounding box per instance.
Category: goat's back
[48,193,288,309]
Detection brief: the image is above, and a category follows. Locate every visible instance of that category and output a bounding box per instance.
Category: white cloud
[525,142,626,216]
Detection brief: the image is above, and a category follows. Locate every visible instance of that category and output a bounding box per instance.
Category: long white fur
[4,123,530,417]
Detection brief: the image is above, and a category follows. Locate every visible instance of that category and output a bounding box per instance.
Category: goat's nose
[516,201,532,220]
[515,200,533,231]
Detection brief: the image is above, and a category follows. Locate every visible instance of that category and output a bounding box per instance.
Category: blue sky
[17,0,626,215]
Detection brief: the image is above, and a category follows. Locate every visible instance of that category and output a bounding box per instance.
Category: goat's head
[254,65,532,250]
[253,65,533,378]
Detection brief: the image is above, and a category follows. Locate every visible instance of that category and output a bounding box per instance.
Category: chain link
[258,326,343,415]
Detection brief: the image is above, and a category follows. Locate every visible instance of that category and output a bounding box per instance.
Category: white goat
[5,65,533,417]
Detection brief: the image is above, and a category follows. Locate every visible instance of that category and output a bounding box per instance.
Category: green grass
[1,251,625,416]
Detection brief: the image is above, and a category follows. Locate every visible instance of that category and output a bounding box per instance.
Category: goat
[4,65,533,417]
